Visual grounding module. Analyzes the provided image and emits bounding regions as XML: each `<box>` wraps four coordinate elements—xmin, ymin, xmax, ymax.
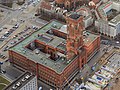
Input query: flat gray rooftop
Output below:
<box><xmin>10</xmin><ymin>21</ymin><xmax>99</xmax><ymax>74</ymax></box>
<box><xmin>109</xmin><ymin>14</ymin><xmax>120</xmax><ymax>25</ymax></box>
<box><xmin>4</xmin><ymin>72</ymin><xmax>36</xmax><ymax>90</ymax></box>
<box><xmin>10</xmin><ymin>21</ymin><xmax>77</xmax><ymax>74</ymax></box>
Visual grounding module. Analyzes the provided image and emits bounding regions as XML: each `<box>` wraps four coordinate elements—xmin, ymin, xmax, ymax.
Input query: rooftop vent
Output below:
<box><xmin>35</xmin><ymin>49</ymin><xmax>40</xmax><ymax>54</ymax></box>
<box><xmin>52</xmin><ymin>24</ymin><xmax>57</xmax><ymax>28</ymax></box>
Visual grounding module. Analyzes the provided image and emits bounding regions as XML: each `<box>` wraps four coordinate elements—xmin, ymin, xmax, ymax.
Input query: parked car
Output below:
<box><xmin>2</xmin><ymin>69</ymin><xmax>6</xmax><ymax>73</ymax></box>
<box><xmin>0</xmin><ymin>28</ymin><xmax>3</xmax><ymax>32</ymax></box>
<box><xmin>39</xmin><ymin>87</ymin><xmax>42</xmax><ymax>90</ymax></box>
<box><xmin>3</xmin><ymin>46</ymin><xmax>9</xmax><ymax>51</ymax></box>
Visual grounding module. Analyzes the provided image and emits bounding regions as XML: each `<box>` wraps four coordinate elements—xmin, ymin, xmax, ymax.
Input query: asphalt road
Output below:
<box><xmin>3</xmin><ymin>65</ymin><xmax>23</xmax><ymax>81</ymax></box>
<box><xmin>38</xmin><ymin>80</ymin><xmax>54</xmax><ymax>90</ymax></box>
<box><xmin>0</xmin><ymin>5</ymin><xmax>23</xmax><ymax>28</ymax></box>
<box><xmin>1</xmin><ymin>61</ymin><xmax>24</xmax><ymax>82</ymax></box>
<box><xmin>80</xmin><ymin>44</ymin><xmax>106</xmax><ymax>77</ymax></box>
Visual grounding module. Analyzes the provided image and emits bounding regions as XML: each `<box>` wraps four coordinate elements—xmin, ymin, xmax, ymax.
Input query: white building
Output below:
<box><xmin>4</xmin><ymin>72</ymin><xmax>38</xmax><ymax>90</ymax></box>
<box><xmin>83</xmin><ymin>15</ymin><xmax>94</xmax><ymax>29</ymax></box>
<box><xmin>20</xmin><ymin>75</ymin><xmax>37</xmax><ymax>90</ymax></box>
<box><xmin>95</xmin><ymin>20</ymin><xmax>109</xmax><ymax>35</ymax></box>
<box><xmin>77</xmin><ymin>6</ymin><xmax>94</xmax><ymax>28</ymax></box>
<box><xmin>97</xmin><ymin>1</ymin><xmax>113</xmax><ymax>20</ymax></box>
<box><xmin>112</xmin><ymin>0</ymin><xmax>120</xmax><ymax>12</ymax></box>
<box><xmin>95</xmin><ymin>14</ymin><xmax>120</xmax><ymax>38</ymax></box>
<box><xmin>109</xmin><ymin>14</ymin><xmax>120</xmax><ymax>36</ymax></box>
<box><xmin>102</xmin><ymin>1</ymin><xmax>112</xmax><ymax>14</ymax></box>
<box><xmin>97</xmin><ymin>0</ymin><xmax>120</xmax><ymax>20</ymax></box>
<box><xmin>95</xmin><ymin>0</ymin><xmax>120</xmax><ymax>38</ymax></box>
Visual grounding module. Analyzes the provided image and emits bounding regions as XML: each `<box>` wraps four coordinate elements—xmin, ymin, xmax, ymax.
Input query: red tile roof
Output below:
<box><xmin>40</xmin><ymin>1</ymin><xmax>51</xmax><ymax>10</ymax></box>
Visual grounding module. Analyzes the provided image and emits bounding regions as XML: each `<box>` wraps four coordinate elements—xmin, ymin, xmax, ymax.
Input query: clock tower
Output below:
<box><xmin>66</xmin><ymin>13</ymin><xmax>84</xmax><ymax>60</ymax></box>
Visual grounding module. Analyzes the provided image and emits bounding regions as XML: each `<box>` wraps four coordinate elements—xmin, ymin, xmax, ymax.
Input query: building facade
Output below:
<box><xmin>112</xmin><ymin>0</ymin><xmax>120</xmax><ymax>12</ymax></box>
<box><xmin>9</xmin><ymin>16</ymin><xmax>100</xmax><ymax>89</ymax></box>
<box><xmin>55</xmin><ymin>0</ymin><xmax>81</xmax><ymax>9</ymax></box>
<box><xmin>95</xmin><ymin>14</ymin><xmax>120</xmax><ymax>38</ymax></box>
<box><xmin>4</xmin><ymin>72</ymin><xmax>37</xmax><ymax>90</ymax></box>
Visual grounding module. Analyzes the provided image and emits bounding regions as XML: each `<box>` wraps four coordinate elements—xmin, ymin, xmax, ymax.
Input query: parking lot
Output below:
<box><xmin>0</xmin><ymin>0</ymin><xmax>52</xmax><ymax>90</ymax></box>
<box><xmin>0</xmin><ymin>25</ymin><xmax>13</xmax><ymax>42</ymax></box>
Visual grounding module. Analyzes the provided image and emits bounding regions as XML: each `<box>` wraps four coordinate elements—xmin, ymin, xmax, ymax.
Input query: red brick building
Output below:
<box><xmin>55</xmin><ymin>0</ymin><xmax>82</xmax><ymax>10</ymax></box>
<box><xmin>9</xmin><ymin>14</ymin><xmax>100</xmax><ymax>89</ymax></box>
